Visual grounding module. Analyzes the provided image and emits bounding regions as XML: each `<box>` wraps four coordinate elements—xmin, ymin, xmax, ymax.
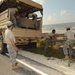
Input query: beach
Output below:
<box><xmin>42</xmin><ymin>22</ymin><xmax>75</xmax><ymax>34</ymax></box>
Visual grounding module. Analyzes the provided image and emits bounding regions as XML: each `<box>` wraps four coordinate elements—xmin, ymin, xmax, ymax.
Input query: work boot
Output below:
<box><xmin>12</xmin><ymin>65</ymin><xmax>19</xmax><ymax>70</ymax></box>
<box><xmin>15</xmin><ymin>62</ymin><xmax>18</xmax><ymax>66</ymax></box>
<box><xmin>63</xmin><ymin>55</ymin><xmax>69</xmax><ymax>60</ymax></box>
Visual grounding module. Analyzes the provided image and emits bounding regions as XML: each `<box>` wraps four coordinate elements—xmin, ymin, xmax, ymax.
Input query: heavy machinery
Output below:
<box><xmin>0</xmin><ymin>0</ymin><xmax>43</xmax><ymax>54</ymax></box>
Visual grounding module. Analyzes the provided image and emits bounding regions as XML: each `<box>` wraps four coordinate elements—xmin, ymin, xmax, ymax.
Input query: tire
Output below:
<box><xmin>28</xmin><ymin>42</ymin><xmax>37</xmax><ymax>48</ymax></box>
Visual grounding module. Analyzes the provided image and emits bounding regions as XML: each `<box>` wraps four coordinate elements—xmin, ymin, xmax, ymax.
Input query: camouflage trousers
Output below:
<box><xmin>7</xmin><ymin>45</ymin><xmax>17</xmax><ymax>67</ymax></box>
<box><xmin>63</xmin><ymin>40</ymin><xmax>75</xmax><ymax>56</ymax></box>
<box><xmin>44</xmin><ymin>38</ymin><xmax>51</xmax><ymax>50</ymax></box>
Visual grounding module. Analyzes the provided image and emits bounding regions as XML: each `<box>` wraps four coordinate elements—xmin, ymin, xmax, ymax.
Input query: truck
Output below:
<box><xmin>0</xmin><ymin>0</ymin><xmax>43</xmax><ymax>54</ymax></box>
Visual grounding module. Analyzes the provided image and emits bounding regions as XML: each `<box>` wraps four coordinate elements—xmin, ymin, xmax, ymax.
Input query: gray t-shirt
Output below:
<box><xmin>46</xmin><ymin>33</ymin><xmax>54</xmax><ymax>39</ymax></box>
<box><xmin>65</xmin><ymin>30</ymin><xmax>75</xmax><ymax>40</ymax></box>
<box><xmin>5</xmin><ymin>29</ymin><xmax>16</xmax><ymax>45</ymax></box>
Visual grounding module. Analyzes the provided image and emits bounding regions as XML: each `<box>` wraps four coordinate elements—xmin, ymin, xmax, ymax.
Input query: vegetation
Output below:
<box><xmin>25</xmin><ymin>47</ymin><xmax>64</xmax><ymax>59</ymax></box>
<box><xmin>18</xmin><ymin>40</ymin><xmax>64</xmax><ymax>59</ymax></box>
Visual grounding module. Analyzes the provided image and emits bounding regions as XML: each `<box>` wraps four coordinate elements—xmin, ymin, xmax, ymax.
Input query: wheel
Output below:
<box><xmin>28</xmin><ymin>42</ymin><xmax>37</xmax><ymax>48</ymax></box>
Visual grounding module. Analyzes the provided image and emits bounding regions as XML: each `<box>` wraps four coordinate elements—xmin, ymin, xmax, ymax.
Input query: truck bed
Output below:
<box><xmin>13</xmin><ymin>27</ymin><xmax>42</xmax><ymax>38</ymax></box>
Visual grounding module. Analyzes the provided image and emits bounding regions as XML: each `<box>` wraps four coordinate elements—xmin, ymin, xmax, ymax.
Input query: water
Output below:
<box><xmin>42</xmin><ymin>22</ymin><xmax>75</xmax><ymax>34</ymax></box>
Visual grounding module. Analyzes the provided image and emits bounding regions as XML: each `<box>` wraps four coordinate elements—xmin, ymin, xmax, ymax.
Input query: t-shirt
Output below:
<box><xmin>65</xmin><ymin>30</ymin><xmax>75</xmax><ymax>40</ymax></box>
<box><xmin>5</xmin><ymin>29</ymin><xmax>16</xmax><ymax>45</ymax></box>
<box><xmin>46</xmin><ymin>33</ymin><xmax>55</xmax><ymax>39</ymax></box>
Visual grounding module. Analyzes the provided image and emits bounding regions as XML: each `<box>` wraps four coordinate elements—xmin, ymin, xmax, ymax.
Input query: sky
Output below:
<box><xmin>0</xmin><ymin>0</ymin><xmax>75</xmax><ymax>25</ymax></box>
<box><xmin>32</xmin><ymin>0</ymin><xmax>75</xmax><ymax>25</ymax></box>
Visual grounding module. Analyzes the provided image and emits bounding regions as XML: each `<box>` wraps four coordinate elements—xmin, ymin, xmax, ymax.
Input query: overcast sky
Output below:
<box><xmin>32</xmin><ymin>0</ymin><xmax>75</xmax><ymax>25</ymax></box>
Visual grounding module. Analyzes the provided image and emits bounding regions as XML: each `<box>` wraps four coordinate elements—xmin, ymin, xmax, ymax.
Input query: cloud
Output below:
<box><xmin>60</xmin><ymin>10</ymin><xmax>69</xmax><ymax>16</ymax></box>
<box><xmin>32</xmin><ymin>0</ymin><xmax>44</xmax><ymax>5</ymax></box>
<box><xmin>43</xmin><ymin>10</ymin><xmax>75</xmax><ymax>25</ymax></box>
<box><xmin>47</xmin><ymin>16</ymin><xmax>52</xmax><ymax>21</ymax></box>
<box><xmin>43</xmin><ymin>15</ymin><xmax>54</xmax><ymax>25</ymax></box>
<box><xmin>43</xmin><ymin>13</ymin><xmax>58</xmax><ymax>25</ymax></box>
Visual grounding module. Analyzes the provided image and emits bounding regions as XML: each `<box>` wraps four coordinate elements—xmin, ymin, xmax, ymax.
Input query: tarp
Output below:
<box><xmin>0</xmin><ymin>0</ymin><xmax>5</xmax><ymax>5</ymax></box>
<box><xmin>0</xmin><ymin>0</ymin><xmax>43</xmax><ymax>15</ymax></box>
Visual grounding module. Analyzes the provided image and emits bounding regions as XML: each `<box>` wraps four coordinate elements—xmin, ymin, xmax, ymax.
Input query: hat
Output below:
<box><xmin>6</xmin><ymin>21</ymin><xmax>13</xmax><ymax>26</ymax></box>
<box><xmin>66</xmin><ymin>27</ymin><xmax>70</xmax><ymax>30</ymax></box>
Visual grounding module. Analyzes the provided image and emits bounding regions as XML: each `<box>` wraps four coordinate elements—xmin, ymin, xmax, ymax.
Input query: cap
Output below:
<box><xmin>66</xmin><ymin>27</ymin><xmax>70</xmax><ymax>30</ymax></box>
<box><xmin>6</xmin><ymin>21</ymin><xmax>13</xmax><ymax>26</ymax></box>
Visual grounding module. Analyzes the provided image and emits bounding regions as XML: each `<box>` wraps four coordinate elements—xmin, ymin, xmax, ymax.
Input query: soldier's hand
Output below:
<box><xmin>15</xmin><ymin>47</ymin><xmax>19</xmax><ymax>52</ymax></box>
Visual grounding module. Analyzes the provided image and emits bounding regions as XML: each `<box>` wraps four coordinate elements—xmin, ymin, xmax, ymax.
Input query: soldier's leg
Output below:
<box><xmin>45</xmin><ymin>39</ymin><xmax>50</xmax><ymax>50</ymax></box>
<box><xmin>68</xmin><ymin>40</ymin><xmax>74</xmax><ymax>58</ymax></box>
<box><xmin>63</xmin><ymin>41</ymin><xmax>69</xmax><ymax>55</ymax></box>
<box><xmin>7</xmin><ymin>45</ymin><xmax>17</xmax><ymax>67</ymax></box>
<box><xmin>63</xmin><ymin>40</ymin><xmax>69</xmax><ymax>60</ymax></box>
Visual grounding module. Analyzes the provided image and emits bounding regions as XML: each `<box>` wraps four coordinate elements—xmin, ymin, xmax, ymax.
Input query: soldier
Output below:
<box><xmin>63</xmin><ymin>27</ymin><xmax>75</xmax><ymax>60</ymax></box>
<box><xmin>32</xmin><ymin>14</ymin><xmax>38</xmax><ymax>29</ymax></box>
<box><xmin>44</xmin><ymin>29</ymin><xmax>56</xmax><ymax>50</ymax></box>
<box><xmin>5</xmin><ymin>21</ymin><xmax>19</xmax><ymax>70</ymax></box>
